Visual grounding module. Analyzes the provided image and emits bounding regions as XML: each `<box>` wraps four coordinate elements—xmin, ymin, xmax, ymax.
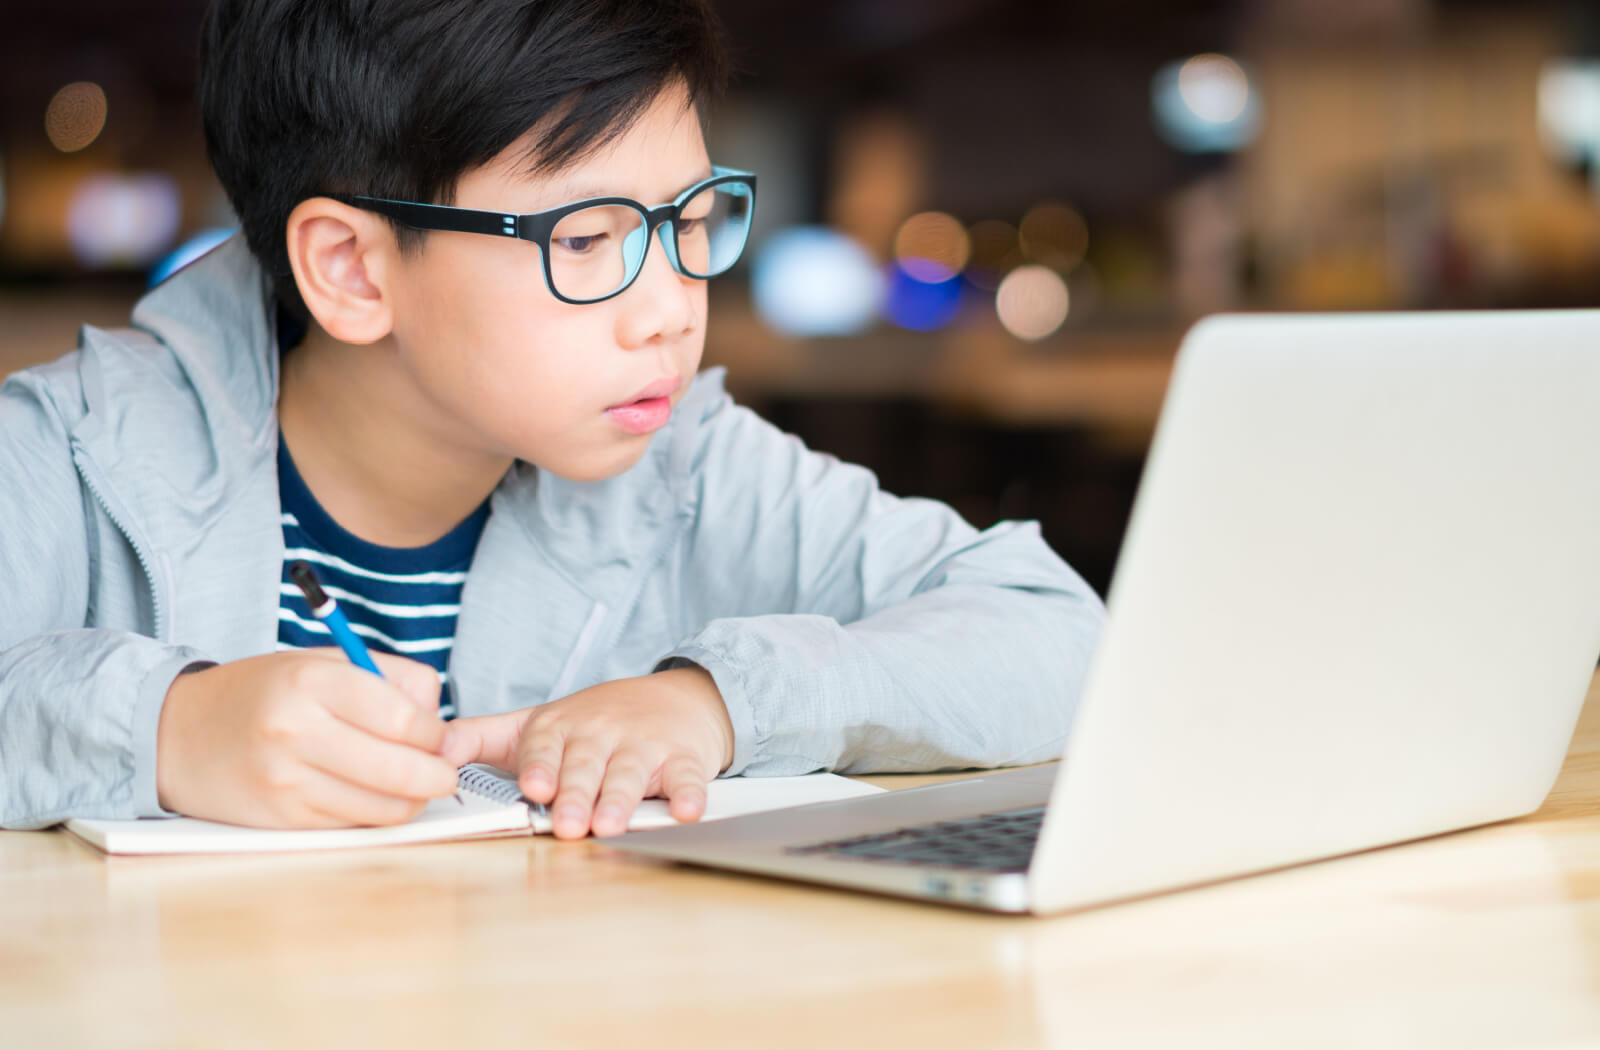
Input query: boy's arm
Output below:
<box><xmin>0</xmin><ymin>369</ymin><xmax>205</xmax><ymax>828</ymax></box>
<box><xmin>660</xmin><ymin>382</ymin><xmax>1108</xmax><ymax>777</ymax></box>
<box><xmin>0</xmin><ymin>632</ymin><xmax>213</xmax><ymax>828</ymax></box>
<box><xmin>0</xmin><ymin>369</ymin><xmax>458</xmax><ymax>831</ymax></box>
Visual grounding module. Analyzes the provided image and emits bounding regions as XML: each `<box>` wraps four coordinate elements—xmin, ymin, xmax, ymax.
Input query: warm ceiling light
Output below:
<box><xmin>45</xmin><ymin>82</ymin><xmax>109</xmax><ymax>153</ymax></box>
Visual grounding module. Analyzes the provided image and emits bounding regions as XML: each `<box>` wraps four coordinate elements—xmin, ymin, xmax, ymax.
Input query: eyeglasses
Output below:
<box><xmin>328</xmin><ymin>166</ymin><xmax>757</xmax><ymax>305</ymax></box>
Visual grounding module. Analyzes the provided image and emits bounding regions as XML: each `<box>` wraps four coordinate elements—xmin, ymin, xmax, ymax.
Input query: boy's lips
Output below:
<box><xmin>605</xmin><ymin>375</ymin><xmax>682</xmax><ymax>435</ymax></box>
<box><xmin>611</xmin><ymin>376</ymin><xmax>682</xmax><ymax>408</ymax></box>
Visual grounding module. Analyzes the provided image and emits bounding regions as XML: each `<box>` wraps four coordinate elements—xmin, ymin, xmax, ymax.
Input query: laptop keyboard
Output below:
<box><xmin>783</xmin><ymin>806</ymin><xmax>1046</xmax><ymax>873</ymax></box>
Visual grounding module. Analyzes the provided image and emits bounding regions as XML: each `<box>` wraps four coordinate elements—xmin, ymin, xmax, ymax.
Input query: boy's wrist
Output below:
<box><xmin>154</xmin><ymin>665</ymin><xmax>204</xmax><ymax>814</ymax></box>
<box><xmin>139</xmin><ymin>654</ymin><xmax>215</xmax><ymax>820</ymax></box>
<box><xmin>653</xmin><ymin>662</ymin><xmax>734</xmax><ymax>773</ymax></box>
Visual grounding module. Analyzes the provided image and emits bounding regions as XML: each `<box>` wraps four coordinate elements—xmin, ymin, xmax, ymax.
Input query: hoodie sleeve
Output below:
<box><xmin>0</xmin><ymin>365</ymin><xmax>205</xmax><ymax>828</ymax></box>
<box><xmin>657</xmin><ymin>378</ymin><xmax>1107</xmax><ymax>777</ymax></box>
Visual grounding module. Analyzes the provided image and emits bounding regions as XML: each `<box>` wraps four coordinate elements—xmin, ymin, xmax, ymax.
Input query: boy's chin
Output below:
<box><xmin>535</xmin><ymin>437</ymin><xmax>656</xmax><ymax>483</ymax></box>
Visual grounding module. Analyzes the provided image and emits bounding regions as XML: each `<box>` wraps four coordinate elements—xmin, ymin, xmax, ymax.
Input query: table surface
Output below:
<box><xmin>4</xmin><ymin>672</ymin><xmax>1599</xmax><ymax>1049</ymax></box>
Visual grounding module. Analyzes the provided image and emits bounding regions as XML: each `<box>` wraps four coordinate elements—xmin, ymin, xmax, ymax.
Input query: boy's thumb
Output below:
<box><xmin>440</xmin><ymin>722</ymin><xmax>478</xmax><ymax>767</ymax></box>
<box><xmin>439</xmin><ymin>710</ymin><xmax>525</xmax><ymax>772</ymax></box>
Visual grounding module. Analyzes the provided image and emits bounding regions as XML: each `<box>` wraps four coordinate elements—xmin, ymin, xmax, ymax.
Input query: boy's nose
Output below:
<box><xmin>615</xmin><ymin>224</ymin><xmax>696</xmax><ymax>346</ymax></box>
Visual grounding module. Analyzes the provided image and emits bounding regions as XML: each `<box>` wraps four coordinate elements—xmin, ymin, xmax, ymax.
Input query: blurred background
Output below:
<box><xmin>3</xmin><ymin>0</ymin><xmax>1599</xmax><ymax>592</ymax></box>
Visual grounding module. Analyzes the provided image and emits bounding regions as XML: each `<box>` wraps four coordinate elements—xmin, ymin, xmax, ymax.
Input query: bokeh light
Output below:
<box><xmin>1178</xmin><ymin>54</ymin><xmax>1250</xmax><ymax>124</ymax></box>
<box><xmin>1152</xmin><ymin>53</ymin><xmax>1261</xmax><ymax>152</ymax></box>
<box><xmin>893</xmin><ymin>211</ymin><xmax>970</xmax><ymax>283</ymax></box>
<box><xmin>882</xmin><ymin>261</ymin><xmax>964</xmax><ymax>332</ymax></box>
<box><xmin>1018</xmin><ymin>202</ymin><xmax>1088</xmax><ymax>273</ymax></box>
<box><xmin>45</xmin><ymin>82</ymin><xmax>108</xmax><ymax>153</ymax></box>
<box><xmin>751</xmin><ymin>226</ymin><xmax>882</xmax><ymax>337</ymax></box>
<box><xmin>996</xmin><ymin>264</ymin><xmax>1070</xmax><ymax>341</ymax></box>
<box><xmin>66</xmin><ymin>173</ymin><xmax>182</xmax><ymax>268</ymax></box>
<box><xmin>965</xmin><ymin>219</ymin><xmax>1021</xmax><ymax>290</ymax></box>
<box><xmin>1539</xmin><ymin>60</ymin><xmax>1600</xmax><ymax>172</ymax></box>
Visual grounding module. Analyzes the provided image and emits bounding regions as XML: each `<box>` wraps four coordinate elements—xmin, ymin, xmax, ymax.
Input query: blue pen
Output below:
<box><xmin>289</xmin><ymin>560</ymin><xmax>462</xmax><ymax>804</ymax></box>
<box><xmin>289</xmin><ymin>560</ymin><xmax>380</xmax><ymax>673</ymax></box>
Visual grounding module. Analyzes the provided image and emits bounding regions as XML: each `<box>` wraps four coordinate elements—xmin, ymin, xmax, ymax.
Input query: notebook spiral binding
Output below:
<box><xmin>456</xmin><ymin>764</ymin><xmax>527</xmax><ymax>805</ymax></box>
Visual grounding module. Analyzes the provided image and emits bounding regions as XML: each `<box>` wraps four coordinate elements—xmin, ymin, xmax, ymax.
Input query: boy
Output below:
<box><xmin>0</xmin><ymin>0</ymin><xmax>1104</xmax><ymax>839</ymax></box>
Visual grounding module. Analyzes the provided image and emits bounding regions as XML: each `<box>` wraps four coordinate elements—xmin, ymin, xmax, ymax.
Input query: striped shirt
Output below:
<box><xmin>275</xmin><ymin>438</ymin><xmax>489</xmax><ymax>719</ymax></box>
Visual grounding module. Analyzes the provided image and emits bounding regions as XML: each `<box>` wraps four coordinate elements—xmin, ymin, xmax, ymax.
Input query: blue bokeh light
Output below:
<box><xmin>1151</xmin><ymin>54</ymin><xmax>1261</xmax><ymax>153</ymax></box>
<box><xmin>880</xmin><ymin>262</ymin><xmax>964</xmax><ymax>332</ymax></box>
<box><xmin>751</xmin><ymin>226</ymin><xmax>882</xmax><ymax>337</ymax></box>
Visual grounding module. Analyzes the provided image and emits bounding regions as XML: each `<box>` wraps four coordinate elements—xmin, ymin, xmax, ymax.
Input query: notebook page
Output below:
<box><xmin>63</xmin><ymin>770</ymin><xmax>885</xmax><ymax>854</ymax></box>
<box><xmin>63</xmin><ymin>782</ymin><xmax>531</xmax><ymax>856</ymax></box>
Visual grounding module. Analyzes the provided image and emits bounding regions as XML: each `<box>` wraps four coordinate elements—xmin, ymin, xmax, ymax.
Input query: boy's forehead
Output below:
<box><xmin>537</xmin><ymin>163</ymin><xmax>716</xmax><ymax>206</ymax></box>
<box><xmin>492</xmin><ymin>84</ymin><xmax>712</xmax><ymax>207</ymax></box>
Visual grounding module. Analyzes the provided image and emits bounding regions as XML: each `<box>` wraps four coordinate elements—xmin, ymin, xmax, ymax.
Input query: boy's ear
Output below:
<box><xmin>283</xmin><ymin>198</ymin><xmax>397</xmax><ymax>345</ymax></box>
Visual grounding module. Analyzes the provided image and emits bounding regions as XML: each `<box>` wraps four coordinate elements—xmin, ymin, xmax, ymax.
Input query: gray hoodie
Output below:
<box><xmin>0</xmin><ymin>235</ymin><xmax>1105</xmax><ymax>829</ymax></box>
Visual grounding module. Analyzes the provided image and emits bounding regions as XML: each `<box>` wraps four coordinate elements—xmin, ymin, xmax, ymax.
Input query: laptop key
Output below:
<box><xmin>783</xmin><ymin>806</ymin><xmax>1045</xmax><ymax>873</ymax></box>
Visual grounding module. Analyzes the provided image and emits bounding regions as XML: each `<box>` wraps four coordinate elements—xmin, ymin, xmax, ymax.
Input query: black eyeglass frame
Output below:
<box><xmin>325</xmin><ymin>166</ymin><xmax>757</xmax><ymax>306</ymax></box>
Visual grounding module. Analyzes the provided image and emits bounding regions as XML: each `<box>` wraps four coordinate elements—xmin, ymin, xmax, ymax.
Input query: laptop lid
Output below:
<box><xmin>1029</xmin><ymin>310</ymin><xmax>1600</xmax><ymax>913</ymax></box>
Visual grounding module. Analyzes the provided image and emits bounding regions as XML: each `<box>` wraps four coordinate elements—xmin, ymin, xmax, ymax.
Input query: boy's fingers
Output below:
<box><xmin>293</xmin><ymin>645</ymin><xmax>429</xmax><ymax>696</ymax></box>
<box><xmin>660</xmin><ymin>754</ymin><xmax>710</xmax><ymax>823</ymax></box>
<box><xmin>591</xmin><ymin>752</ymin><xmax>654</xmax><ymax>837</ymax></box>
<box><xmin>514</xmin><ymin>722</ymin><xmax>571</xmax><ymax>805</ymax></box>
<box><xmin>297</xmin><ymin>763</ymin><xmax>431</xmax><ymax>828</ymax></box>
<box><xmin>299</xmin><ymin>712</ymin><xmax>459</xmax><ymax>802</ymax></box>
<box><xmin>319</xmin><ymin>670</ymin><xmax>447</xmax><ymax>754</ymax></box>
<box><xmin>441</xmin><ymin>709</ymin><xmax>528</xmax><ymax>770</ymax></box>
<box><xmin>367</xmin><ymin>652</ymin><xmax>444</xmax><ymax>711</ymax></box>
<box><xmin>545</xmin><ymin>740</ymin><xmax>611</xmax><ymax>839</ymax></box>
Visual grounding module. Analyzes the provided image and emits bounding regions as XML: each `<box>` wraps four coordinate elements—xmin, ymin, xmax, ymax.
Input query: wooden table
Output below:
<box><xmin>4</xmin><ymin>673</ymin><xmax>1599</xmax><ymax>1049</ymax></box>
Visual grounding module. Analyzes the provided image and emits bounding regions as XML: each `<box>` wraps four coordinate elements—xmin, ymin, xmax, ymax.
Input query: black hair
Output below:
<box><xmin>198</xmin><ymin>0</ymin><xmax>730</xmax><ymax>321</ymax></box>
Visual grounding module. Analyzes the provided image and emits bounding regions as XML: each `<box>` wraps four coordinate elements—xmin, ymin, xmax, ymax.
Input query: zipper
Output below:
<box><xmin>72</xmin><ymin>447</ymin><xmax>166</xmax><ymax>642</ymax></box>
<box><xmin>547</xmin><ymin>601</ymin><xmax>609</xmax><ymax>700</ymax></box>
<box><xmin>601</xmin><ymin>516</ymin><xmax>687</xmax><ymax>663</ymax></box>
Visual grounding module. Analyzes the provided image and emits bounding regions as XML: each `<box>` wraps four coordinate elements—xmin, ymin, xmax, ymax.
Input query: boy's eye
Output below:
<box><xmin>676</xmin><ymin>218</ymin><xmax>705</xmax><ymax>236</ymax></box>
<box><xmin>554</xmin><ymin>233</ymin><xmax>607</xmax><ymax>253</ymax></box>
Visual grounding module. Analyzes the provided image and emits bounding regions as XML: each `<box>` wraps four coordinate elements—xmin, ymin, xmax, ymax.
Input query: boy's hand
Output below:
<box><xmin>441</xmin><ymin>667</ymin><xmax>735</xmax><ymax>840</ymax></box>
<box><xmin>156</xmin><ymin>650</ymin><xmax>459</xmax><ymax>828</ymax></box>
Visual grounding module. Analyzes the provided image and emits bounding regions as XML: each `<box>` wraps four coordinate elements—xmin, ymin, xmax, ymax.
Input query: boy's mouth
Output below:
<box><xmin>614</xmin><ymin>376</ymin><xmax>682</xmax><ymax>406</ymax></box>
<box><xmin>606</xmin><ymin>376</ymin><xmax>682</xmax><ymax>435</ymax></box>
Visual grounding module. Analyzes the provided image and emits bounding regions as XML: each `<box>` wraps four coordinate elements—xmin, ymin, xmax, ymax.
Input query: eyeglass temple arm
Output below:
<box><xmin>326</xmin><ymin>194</ymin><xmax>526</xmax><ymax>239</ymax></box>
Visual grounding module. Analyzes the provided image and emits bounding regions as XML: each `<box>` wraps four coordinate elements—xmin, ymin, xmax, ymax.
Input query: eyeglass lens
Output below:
<box><xmin>546</xmin><ymin>181</ymin><xmax>753</xmax><ymax>302</ymax></box>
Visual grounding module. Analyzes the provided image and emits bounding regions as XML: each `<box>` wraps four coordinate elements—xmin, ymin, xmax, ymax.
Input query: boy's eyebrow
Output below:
<box><xmin>546</xmin><ymin>166</ymin><xmax>716</xmax><ymax>207</ymax></box>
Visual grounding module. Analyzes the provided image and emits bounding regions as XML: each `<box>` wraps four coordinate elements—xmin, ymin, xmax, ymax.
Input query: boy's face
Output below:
<box><xmin>384</xmin><ymin>83</ymin><xmax>712</xmax><ymax>482</ymax></box>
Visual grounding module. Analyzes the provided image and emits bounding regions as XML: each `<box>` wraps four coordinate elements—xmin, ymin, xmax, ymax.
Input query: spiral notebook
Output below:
<box><xmin>63</xmin><ymin>765</ymin><xmax>884</xmax><ymax>856</ymax></box>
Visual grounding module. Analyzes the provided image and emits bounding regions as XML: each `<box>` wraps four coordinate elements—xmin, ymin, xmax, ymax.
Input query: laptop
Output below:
<box><xmin>609</xmin><ymin>311</ymin><xmax>1600</xmax><ymax>914</ymax></box>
